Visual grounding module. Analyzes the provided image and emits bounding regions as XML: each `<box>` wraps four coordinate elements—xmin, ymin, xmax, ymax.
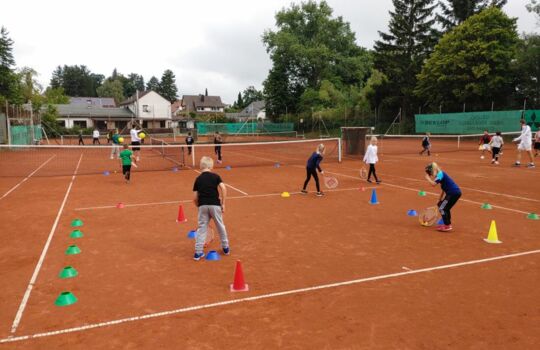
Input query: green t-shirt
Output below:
<box><xmin>119</xmin><ymin>149</ymin><xmax>133</xmax><ymax>166</ymax></box>
<box><xmin>112</xmin><ymin>134</ymin><xmax>120</xmax><ymax>144</ymax></box>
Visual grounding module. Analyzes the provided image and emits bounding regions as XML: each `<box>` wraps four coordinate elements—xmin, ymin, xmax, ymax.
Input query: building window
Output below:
<box><xmin>142</xmin><ymin>121</ymin><xmax>148</xmax><ymax>129</ymax></box>
<box><xmin>57</xmin><ymin>120</ymin><xmax>66</xmax><ymax>127</ymax></box>
<box><xmin>160</xmin><ymin>120</ymin><xmax>166</xmax><ymax>128</ymax></box>
<box><xmin>73</xmin><ymin>120</ymin><xmax>87</xmax><ymax>128</ymax></box>
<box><xmin>143</xmin><ymin>105</ymin><xmax>150</xmax><ymax>113</ymax></box>
<box><xmin>197</xmin><ymin>107</ymin><xmax>204</xmax><ymax>111</ymax></box>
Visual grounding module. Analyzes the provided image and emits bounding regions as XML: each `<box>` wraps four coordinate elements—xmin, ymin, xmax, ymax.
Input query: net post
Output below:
<box><xmin>192</xmin><ymin>144</ymin><xmax>196</xmax><ymax>167</ymax></box>
<box><xmin>457</xmin><ymin>136</ymin><xmax>460</xmax><ymax>149</ymax></box>
<box><xmin>338</xmin><ymin>137</ymin><xmax>342</xmax><ymax>163</ymax></box>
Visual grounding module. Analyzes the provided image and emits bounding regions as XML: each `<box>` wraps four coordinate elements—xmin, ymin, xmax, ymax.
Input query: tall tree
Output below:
<box><xmin>242</xmin><ymin>86</ymin><xmax>264</xmax><ymax>107</ymax></box>
<box><xmin>374</xmin><ymin>0</ymin><xmax>439</xmax><ymax>120</ymax></box>
<box><xmin>158</xmin><ymin>69</ymin><xmax>178</xmax><ymax>102</ymax></box>
<box><xmin>97</xmin><ymin>79</ymin><xmax>125</xmax><ymax>104</ymax></box>
<box><xmin>146</xmin><ymin>76</ymin><xmax>160</xmax><ymax>91</ymax></box>
<box><xmin>527</xmin><ymin>0</ymin><xmax>540</xmax><ymax>22</ymax></box>
<box><xmin>416</xmin><ymin>7</ymin><xmax>519</xmax><ymax>111</ymax></box>
<box><xmin>438</xmin><ymin>0</ymin><xmax>508</xmax><ymax>30</ymax></box>
<box><xmin>513</xmin><ymin>34</ymin><xmax>540</xmax><ymax>108</ymax></box>
<box><xmin>262</xmin><ymin>0</ymin><xmax>371</xmax><ymax>117</ymax></box>
<box><xmin>49</xmin><ymin>65</ymin><xmax>103</xmax><ymax>97</ymax></box>
<box><xmin>0</xmin><ymin>26</ymin><xmax>20</xmax><ymax>104</ymax></box>
<box><xmin>17</xmin><ymin>67</ymin><xmax>42</xmax><ymax>103</ymax></box>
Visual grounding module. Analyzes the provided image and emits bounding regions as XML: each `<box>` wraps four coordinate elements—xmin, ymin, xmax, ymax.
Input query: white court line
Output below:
<box><xmin>335</xmin><ymin>165</ymin><xmax>540</xmax><ymax>203</ymax></box>
<box><xmin>192</xmin><ymin>169</ymin><xmax>249</xmax><ymax>196</ymax></box>
<box><xmin>0</xmin><ymin>155</ymin><xmax>56</xmax><ymax>200</ymax></box>
<box><xmin>1</xmin><ymin>249</ymin><xmax>539</xmax><ymax>344</ymax></box>
<box><xmin>74</xmin><ymin>187</ymin><xmax>373</xmax><ymax>211</ymax></box>
<box><xmin>322</xmin><ymin>168</ymin><xmax>532</xmax><ymax>215</ymax></box>
<box><xmin>9</xmin><ymin>154</ymin><xmax>83</xmax><ymax>335</ymax></box>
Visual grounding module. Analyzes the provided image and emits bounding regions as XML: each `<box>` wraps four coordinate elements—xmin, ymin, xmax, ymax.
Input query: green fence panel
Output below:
<box><xmin>196</xmin><ymin>123</ymin><xmax>294</xmax><ymax>134</ymax></box>
<box><xmin>415</xmin><ymin>110</ymin><xmax>523</xmax><ymax>134</ymax></box>
<box><xmin>524</xmin><ymin>110</ymin><xmax>540</xmax><ymax>132</ymax></box>
<box><xmin>10</xmin><ymin>125</ymin><xmax>42</xmax><ymax>145</ymax></box>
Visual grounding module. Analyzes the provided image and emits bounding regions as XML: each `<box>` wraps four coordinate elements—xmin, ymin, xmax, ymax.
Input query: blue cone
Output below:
<box><xmin>369</xmin><ymin>189</ymin><xmax>379</xmax><ymax>205</ymax></box>
<box><xmin>407</xmin><ymin>209</ymin><xmax>418</xmax><ymax>217</ymax></box>
<box><xmin>437</xmin><ymin>218</ymin><xmax>444</xmax><ymax>225</ymax></box>
<box><xmin>225</xmin><ymin>166</ymin><xmax>231</xmax><ymax>170</ymax></box>
<box><xmin>187</xmin><ymin>230</ymin><xmax>196</xmax><ymax>239</ymax></box>
<box><xmin>206</xmin><ymin>250</ymin><xmax>220</xmax><ymax>261</ymax></box>
<box><xmin>274</xmin><ymin>163</ymin><xmax>280</xmax><ymax>168</ymax></box>
<box><xmin>103</xmin><ymin>171</ymin><xmax>110</xmax><ymax>176</ymax></box>
<box><xmin>172</xmin><ymin>167</ymin><xmax>178</xmax><ymax>172</ymax></box>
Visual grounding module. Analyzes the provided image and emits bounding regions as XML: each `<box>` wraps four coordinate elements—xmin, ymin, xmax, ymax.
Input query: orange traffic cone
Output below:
<box><xmin>176</xmin><ymin>205</ymin><xmax>187</xmax><ymax>223</ymax></box>
<box><xmin>230</xmin><ymin>260</ymin><xmax>249</xmax><ymax>292</ymax></box>
<box><xmin>116</xmin><ymin>202</ymin><xmax>125</xmax><ymax>209</ymax></box>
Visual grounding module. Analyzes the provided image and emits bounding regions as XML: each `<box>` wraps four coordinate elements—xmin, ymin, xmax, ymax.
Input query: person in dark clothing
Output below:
<box><xmin>214</xmin><ymin>131</ymin><xmax>223</xmax><ymax>163</ymax></box>
<box><xmin>186</xmin><ymin>132</ymin><xmax>194</xmax><ymax>155</ymax></box>
<box><xmin>301</xmin><ymin>144</ymin><xmax>325</xmax><ymax>197</ymax></box>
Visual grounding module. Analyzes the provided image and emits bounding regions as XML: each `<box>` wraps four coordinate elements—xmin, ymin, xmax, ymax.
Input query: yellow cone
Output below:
<box><xmin>483</xmin><ymin>220</ymin><xmax>502</xmax><ymax>244</ymax></box>
<box><xmin>281</xmin><ymin>192</ymin><xmax>290</xmax><ymax>198</ymax></box>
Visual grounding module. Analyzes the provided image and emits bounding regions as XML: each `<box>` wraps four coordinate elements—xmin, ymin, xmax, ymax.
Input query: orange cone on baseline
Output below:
<box><xmin>176</xmin><ymin>204</ymin><xmax>187</xmax><ymax>223</ymax></box>
<box><xmin>116</xmin><ymin>202</ymin><xmax>125</xmax><ymax>209</ymax></box>
<box><xmin>230</xmin><ymin>260</ymin><xmax>249</xmax><ymax>292</ymax></box>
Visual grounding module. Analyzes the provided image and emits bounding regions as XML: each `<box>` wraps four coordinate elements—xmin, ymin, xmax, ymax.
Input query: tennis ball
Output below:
<box><xmin>118</xmin><ymin>137</ymin><xmax>124</xmax><ymax>143</ymax></box>
<box><xmin>138</xmin><ymin>132</ymin><xmax>146</xmax><ymax>139</ymax></box>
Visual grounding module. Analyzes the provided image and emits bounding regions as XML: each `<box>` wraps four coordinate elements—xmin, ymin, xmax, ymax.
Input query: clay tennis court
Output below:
<box><xmin>0</xmin><ymin>137</ymin><xmax>539</xmax><ymax>349</ymax></box>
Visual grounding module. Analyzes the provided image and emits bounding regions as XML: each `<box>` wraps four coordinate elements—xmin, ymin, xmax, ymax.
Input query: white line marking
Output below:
<box><xmin>1</xmin><ymin>249</ymin><xmax>539</xmax><ymax>344</ymax></box>
<box><xmin>9</xmin><ymin>154</ymin><xmax>83</xmax><ymax>335</ymax></box>
<box><xmin>74</xmin><ymin>187</ymin><xmax>374</xmax><ymax>211</ymax></box>
<box><xmin>402</xmin><ymin>266</ymin><xmax>412</xmax><ymax>271</ymax></box>
<box><xmin>0</xmin><ymin>155</ymin><xmax>56</xmax><ymax>200</ymax></box>
<box><xmin>323</xmin><ymin>167</ymin><xmax>533</xmax><ymax>215</ymax></box>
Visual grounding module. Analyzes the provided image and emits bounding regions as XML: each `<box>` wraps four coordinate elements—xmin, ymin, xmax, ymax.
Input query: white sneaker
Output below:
<box><xmin>480</xmin><ymin>155</ymin><xmax>485</xmax><ymax>159</ymax></box>
<box><xmin>495</xmin><ymin>161</ymin><xmax>499</xmax><ymax>165</ymax></box>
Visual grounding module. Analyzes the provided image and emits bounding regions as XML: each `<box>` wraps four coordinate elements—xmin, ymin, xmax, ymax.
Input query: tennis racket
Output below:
<box><xmin>360</xmin><ymin>166</ymin><xmax>368</xmax><ymax>179</ymax></box>
<box><xmin>323</xmin><ymin>176</ymin><xmax>339</xmax><ymax>189</ymax></box>
<box><xmin>419</xmin><ymin>206</ymin><xmax>440</xmax><ymax>227</ymax></box>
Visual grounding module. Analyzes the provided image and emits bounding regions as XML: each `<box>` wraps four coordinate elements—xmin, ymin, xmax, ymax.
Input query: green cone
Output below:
<box><xmin>54</xmin><ymin>291</ymin><xmax>77</xmax><ymax>306</ymax></box>
<box><xmin>59</xmin><ymin>266</ymin><xmax>78</xmax><ymax>279</ymax></box>
<box><xmin>71</xmin><ymin>219</ymin><xmax>83</xmax><ymax>227</ymax></box>
<box><xmin>70</xmin><ymin>229</ymin><xmax>83</xmax><ymax>238</ymax></box>
<box><xmin>418</xmin><ymin>191</ymin><xmax>426</xmax><ymax>197</ymax></box>
<box><xmin>527</xmin><ymin>213</ymin><xmax>539</xmax><ymax>220</ymax></box>
<box><xmin>481</xmin><ymin>203</ymin><xmax>492</xmax><ymax>210</ymax></box>
<box><xmin>65</xmin><ymin>245</ymin><xmax>81</xmax><ymax>255</ymax></box>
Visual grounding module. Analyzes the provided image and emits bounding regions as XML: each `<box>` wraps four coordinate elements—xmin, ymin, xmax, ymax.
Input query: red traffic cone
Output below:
<box><xmin>116</xmin><ymin>202</ymin><xmax>125</xmax><ymax>209</ymax></box>
<box><xmin>176</xmin><ymin>204</ymin><xmax>187</xmax><ymax>223</ymax></box>
<box><xmin>230</xmin><ymin>260</ymin><xmax>249</xmax><ymax>292</ymax></box>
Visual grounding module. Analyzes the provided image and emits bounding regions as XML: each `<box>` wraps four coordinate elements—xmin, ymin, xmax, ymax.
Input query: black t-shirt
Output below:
<box><xmin>186</xmin><ymin>136</ymin><xmax>194</xmax><ymax>145</ymax></box>
<box><xmin>193</xmin><ymin>172</ymin><xmax>222</xmax><ymax>206</ymax></box>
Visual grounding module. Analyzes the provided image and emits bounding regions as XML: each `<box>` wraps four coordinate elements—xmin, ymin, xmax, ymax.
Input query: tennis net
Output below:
<box><xmin>0</xmin><ymin>138</ymin><xmax>340</xmax><ymax>177</ymax></box>
<box><xmin>368</xmin><ymin>132</ymin><xmax>521</xmax><ymax>156</ymax></box>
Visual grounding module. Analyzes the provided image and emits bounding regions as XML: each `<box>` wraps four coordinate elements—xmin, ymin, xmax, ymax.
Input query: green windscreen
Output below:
<box><xmin>415</xmin><ymin>110</ymin><xmax>524</xmax><ymax>134</ymax></box>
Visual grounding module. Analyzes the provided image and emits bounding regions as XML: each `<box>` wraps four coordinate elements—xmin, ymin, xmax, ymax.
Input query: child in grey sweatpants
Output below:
<box><xmin>192</xmin><ymin>156</ymin><xmax>230</xmax><ymax>261</ymax></box>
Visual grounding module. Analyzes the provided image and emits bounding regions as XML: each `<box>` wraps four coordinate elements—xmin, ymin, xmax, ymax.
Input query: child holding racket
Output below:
<box><xmin>489</xmin><ymin>131</ymin><xmax>503</xmax><ymax>165</ymax></box>
<box><xmin>119</xmin><ymin>144</ymin><xmax>136</xmax><ymax>183</ymax></box>
<box><xmin>513</xmin><ymin>119</ymin><xmax>535</xmax><ymax>168</ymax></box>
<box><xmin>192</xmin><ymin>156</ymin><xmax>230</xmax><ymax>261</ymax></box>
<box><xmin>479</xmin><ymin>130</ymin><xmax>491</xmax><ymax>159</ymax></box>
<box><xmin>214</xmin><ymin>131</ymin><xmax>223</xmax><ymax>164</ymax></box>
<box><xmin>424</xmin><ymin>162</ymin><xmax>461</xmax><ymax>232</ymax></box>
<box><xmin>419</xmin><ymin>132</ymin><xmax>431</xmax><ymax>156</ymax></box>
<box><xmin>363</xmin><ymin>136</ymin><xmax>381</xmax><ymax>184</ymax></box>
<box><xmin>301</xmin><ymin>144</ymin><xmax>325</xmax><ymax>197</ymax></box>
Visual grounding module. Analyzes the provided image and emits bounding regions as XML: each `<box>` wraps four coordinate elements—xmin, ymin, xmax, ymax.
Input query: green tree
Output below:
<box><xmin>513</xmin><ymin>34</ymin><xmax>540</xmax><ymax>108</ymax></box>
<box><xmin>49</xmin><ymin>65</ymin><xmax>103</xmax><ymax>97</ymax></box>
<box><xmin>374</xmin><ymin>0</ymin><xmax>439</xmax><ymax>120</ymax></box>
<box><xmin>44</xmin><ymin>87</ymin><xmax>69</xmax><ymax>104</ymax></box>
<box><xmin>146</xmin><ymin>76</ymin><xmax>160</xmax><ymax>91</ymax></box>
<box><xmin>97</xmin><ymin>79</ymin><xmax>125</xmax><ymax>104</ymax></box>
<box><xmin>233</xmin><ymin>91</ymin><xmax>244</xmax><ymax>109</ymax></box>
<box><xmin>416</xmin><ymin>7</ymin><xmax>519</xmax><ymax>111</ymax></box>
<box><xmin>0</xmin><ymin>26</ymin><xmax>21</xmax><ymax>104</ymax></box>
<box><xmin>241</xmin><ymin>86</ymin><xmax>264</xmax><ymax>107</ymax></box>
<box><xmin>262</xmin><ymin>0</ymin><xmax>372</xmax><ymax>117</ymax></box>
<box><xmin>157</xmin><ymin>69</ymin><xmax>178</xmax><ymax>102</ymax></box>
<box><xmin>17</xmin><ymin>67</ymin><xmax>42</xmax><ymax>103</ymax></box>
<box><xmin>438</xmin><ymin>0</ymin><xmax>507</xmax><ymax>30</ymax></box>
<box><xmin>527</xmin><ymin>0</ymin><xmax>540</xmax><ymax>22</ymax></box>
<box><xmin>124</xmin><ymin>73</ymin><xmax>144</xmax><ymax>97</ymax></box>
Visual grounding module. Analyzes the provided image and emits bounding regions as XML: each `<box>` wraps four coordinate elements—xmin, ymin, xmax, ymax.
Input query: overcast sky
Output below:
<box><xmin>1</xmin><ymin>0</ymin><xmax>537</xmax><ymax>104</ymax></box>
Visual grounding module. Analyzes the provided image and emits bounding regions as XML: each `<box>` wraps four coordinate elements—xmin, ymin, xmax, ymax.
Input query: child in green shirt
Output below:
<box><xmin>119</xmin><ymin>144</ymin><xmax>136</xmax><ymax>183</ymax></box>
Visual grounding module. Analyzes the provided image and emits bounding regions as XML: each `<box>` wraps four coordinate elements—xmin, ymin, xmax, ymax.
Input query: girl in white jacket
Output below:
<box><xmin>363</xmin><ymin>136</ymin><xmax>381</xmax><ymax>184</ymax></box>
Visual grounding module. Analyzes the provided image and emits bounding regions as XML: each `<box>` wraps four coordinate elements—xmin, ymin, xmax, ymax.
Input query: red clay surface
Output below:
<box><xmin>0</xmin><ymin>141</ymin><xmax>539</xmax><ymax>349</ymax></box>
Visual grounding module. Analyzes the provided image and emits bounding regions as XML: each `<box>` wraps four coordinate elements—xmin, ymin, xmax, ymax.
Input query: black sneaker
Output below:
<box><xmin>528</xmin><ymin>163</ymin><xmax>536</xmax><ymax>168</ymax></box>
<box><xmin>513</xmin><ymin>162</ymin><xmax>521</xmax><ymax>167</ymax></box>
<box><xmin>316</xmin><ymin>192</ymin><xmax>324</xmax><ymax>197</ymax></box>
<box><xmin>376</xmin><ymin>180</ymin><xmax>382</xmax><ymax>184</ymax></box>
<box><xmin>223</xmin><ymin>247</ymin><xmax>230</xmax><ymax>255</ymax></box>
<box><xmin>300</xmin><ymin>190</ymin><xmax>308</xmax><ymax>194</ymax></box>
<box><xmin>367</xmin><ymin>179</ymin><xmax>372</xmax><ymax>183</ymax></box>
<box><xmin>193</xmin><ymin>252</ymin><xmax>205</xmax><ymax>261</ymax></box>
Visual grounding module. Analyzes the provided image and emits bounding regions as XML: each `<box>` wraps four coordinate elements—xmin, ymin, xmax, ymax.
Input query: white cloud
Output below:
<box><xmin>1</xmin><ymin>0</ymin><xmax>537</xmax><ymax>104</ymax></box>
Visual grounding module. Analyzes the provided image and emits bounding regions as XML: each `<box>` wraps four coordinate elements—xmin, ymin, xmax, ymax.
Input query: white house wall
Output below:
<box><xmin>136</xmin><ymin>92</ymin><xmax>172</xmax><ymax>120</ymax></box>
